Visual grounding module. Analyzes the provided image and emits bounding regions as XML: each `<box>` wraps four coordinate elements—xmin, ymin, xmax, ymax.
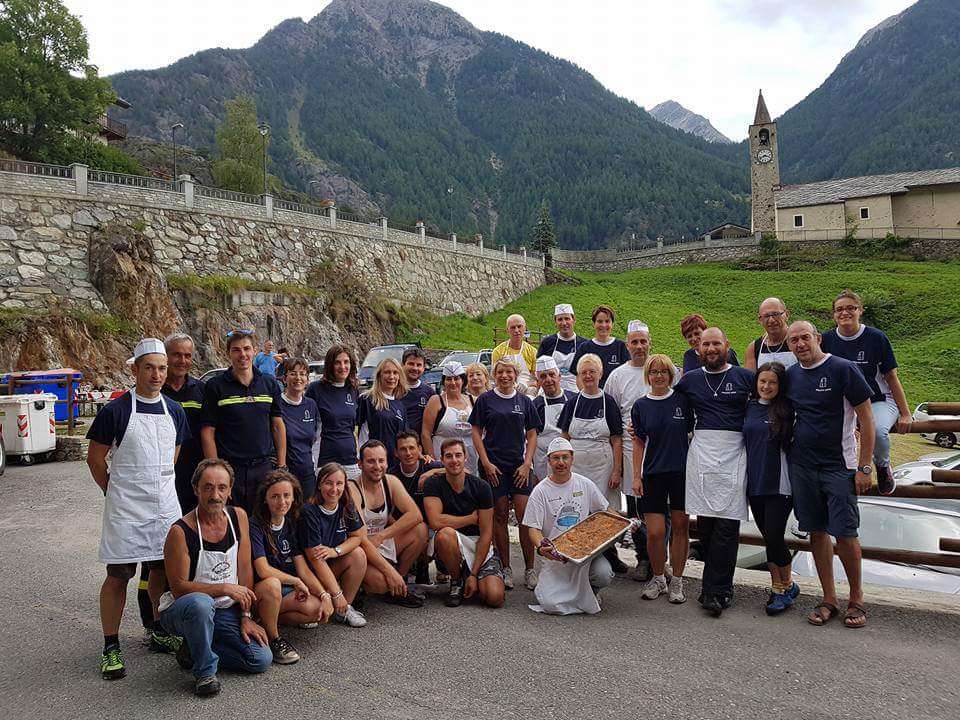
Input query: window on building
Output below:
<box><xmin>859</xmin><ymin>207</ymin><xmax>870</xmax><ymax>220</ymax></box>
<box><xmin>759</xmin><ymin>129</ymin><xmax>770</xmax><ymax>146</ymax></box>
<box><xmin>793</xmin><ymin>214</ymin><xmax>804</xmax><ymax>228</ymax></box>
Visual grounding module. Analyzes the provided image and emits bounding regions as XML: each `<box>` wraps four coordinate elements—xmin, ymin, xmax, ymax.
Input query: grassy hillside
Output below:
<box><xmin>400</xmin><ymin>254</ymin><xmax>960</xmax><ymax>404</ymax></box>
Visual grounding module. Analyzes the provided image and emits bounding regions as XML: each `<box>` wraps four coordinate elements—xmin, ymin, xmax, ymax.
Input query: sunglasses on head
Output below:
<box><xmin>226</xmin><ymin>329</ymin><xmax>255</xmax><ymax>338</ymax></box>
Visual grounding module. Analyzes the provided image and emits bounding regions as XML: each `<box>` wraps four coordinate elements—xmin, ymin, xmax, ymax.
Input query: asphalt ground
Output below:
<box><xmin>1</xmin><ymin>460</ymin><xmax>958</xmax><ymax>720</ymax></box>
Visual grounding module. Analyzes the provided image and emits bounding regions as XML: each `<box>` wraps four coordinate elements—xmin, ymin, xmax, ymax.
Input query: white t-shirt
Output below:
<box><xmin>522</xmin><ymin>472</ymin><xmax>608</xmax><ymax>540</ymax></box>
<box><xmin>604</xmin><ymin>362</ymin><xmax>679</xmax><ymax>432</ymax></box>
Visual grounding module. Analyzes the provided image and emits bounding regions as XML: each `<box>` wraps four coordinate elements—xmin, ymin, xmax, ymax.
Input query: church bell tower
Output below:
<box><xmin>749</xmin><ymin>90</ymin><xmax>780</xmax><ymax>234</ymax></box>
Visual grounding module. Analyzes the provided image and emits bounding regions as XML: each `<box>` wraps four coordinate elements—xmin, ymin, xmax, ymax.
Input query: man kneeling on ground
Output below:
<box><xmin>160</xmin><ymin>459</ymin><xmax>272</xmax><ymax>696</ymax></box>
<box><xmin>423</xmin><ymin>439</ymin><xmax>505</xmax><ymax>608</ymax></box>
<box><xmin>523</xmin><ymin>438</ymin><xmax>614</xmax><ymax>615</ymax></box>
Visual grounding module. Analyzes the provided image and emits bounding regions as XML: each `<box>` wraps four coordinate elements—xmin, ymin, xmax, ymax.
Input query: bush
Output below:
<box><xmin>759</xmin><ymin>233</ymin><xmax>779</xmax><ymax>255</ymax></box>
<box><xmin>34</xmin><ymin>135</ymin><xmax>143</xmax><ymax>174</ymax></box>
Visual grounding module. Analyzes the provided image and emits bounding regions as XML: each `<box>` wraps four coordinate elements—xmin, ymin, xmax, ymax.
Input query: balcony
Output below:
<box><xmin>97</xmin><ymin>114</ymin><xmax>127</xmax><ymax>140</ymax></box>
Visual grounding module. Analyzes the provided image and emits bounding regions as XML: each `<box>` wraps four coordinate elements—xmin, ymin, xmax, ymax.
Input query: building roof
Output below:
<box><xmin>775</xmin><ymin>167</ymin><xmax>960</xmax><ymax>209</ymax></box>
<box><xmin>753</xmin><ymin>90</ymin><xmax>771</xmax><ymax>126</ymax></box>
<box><xmin>705</xmin><ymin>222</ymin><xmax>750</xmax><ymax>236</ymax></box>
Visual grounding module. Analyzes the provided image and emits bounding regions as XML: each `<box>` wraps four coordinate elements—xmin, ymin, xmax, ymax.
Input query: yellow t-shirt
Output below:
<box><xmin>492</xmin><ymin>341</ymin><xmax>538</xmax><ymax>376</ymax></box>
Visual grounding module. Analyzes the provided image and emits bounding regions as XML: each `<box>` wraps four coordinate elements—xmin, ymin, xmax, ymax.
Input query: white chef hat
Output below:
<box><xmin>442</xmin><ymin>361</ymin><xmax>465</xmax><ymax>377</ymax></box>
<box><xmin>126</xmin><ymin>337</ymin><xmax>167</xmax><ymax>365</ymax></box>
<box><xmin>554</xmin><ymin>303</ymin><xmax>574</xmax><ymax>316</ymax></box>
<box><xmin>627</xmin><ymin>320</ymin><xmax>650</xmax><ymax>334</ymax></box>
<box><xmin>535</xmin><ymin>356</ymin><xmax>559</xmax><ymax>372</ymax></box>
<box><xmin>547</xmin><ymin>437</ymin><xmax>574</xmax><ymax>455</ymax></box>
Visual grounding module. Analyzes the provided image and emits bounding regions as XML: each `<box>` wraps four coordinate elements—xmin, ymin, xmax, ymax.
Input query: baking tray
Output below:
<box><xmin>550</xmin><ymin>510</ymin><xmax>631</xmax><ymax>565</ymax></box>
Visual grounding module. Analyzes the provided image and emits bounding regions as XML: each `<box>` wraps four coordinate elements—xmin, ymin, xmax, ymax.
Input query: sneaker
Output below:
<box><xmin>765</xmin><ymin>592</ymin><xmax>792</xmax><ymax>616</ymax></box>
<box><xmin>632</xmin><ymin>560</ymin><xmax>651</xmax><ymax>583</ymax></box>
<box><xmin>194</xmin><ymin>675</ymin><xmax>221</xmax><ymax>697</ymax></box>
<box><xmin>149</xmin><ymin>631</ymin><xmax>183</xmax><ymax>654</ymax></box>
<box><xmin>176</xmin><ymin>639</ymin><xmax>193</xmax><ymax>670</ymax></box>
<box><xmin>668</xmin><ymin>576</ymin><xmax>686</xmax><ymax>604</ymax></box>
<box><xmin>524</xmin><ymin>567</ymin><xmax>538</xmax><ymax>590</ymax></box>
<box><xmin>386</xmin><ymin>591</ymin><xmax>424</xmax><ymax>608</ymax></box>
<box><xmin>333</xmin><ymin>605</ymin><xmax>367</xmax><ymax>628</ymax></box>
<box><xmin>100</xmin><ymin>647</ymin><xmax>126</xmax><ymax>680</ymax></box>
<box><xmin>503</xmin><ymin>566</ymin><xmax>515</xmax><ymax>590</ymax></box>
<box><xmin>445</xmin><ymin>578</ymin><xmax>465</xmax><ymax>607</ymax></box>
<box><xmin>407</xmin><ymin>583</ymin><xmax>427</xmax><ymax>601</ymax></box>
<box><xmin>785</xmin><ymin>581</ymin><xmax>800</xmax><ymax>601</ymax></box>
<box><xmin>297</xmin><ymin>622</ymin><xmax>320</xmax><ymax>629</ymax></box>
<box><xmin>877</xmin><ymin>465</ymin><xmax>897</xmax><ymax>496</ymax></box>
<box><xmin>269</xmin><ymin>636</ymin><xmax>300</xmax><ymax>665</ymax></box>
<box><xmin>435</xmin><ymin>572</ymin><xmax>451</xmax><ymax>586</ymax></box>
<box><xmin>641</xmin><ymin>575</ymin><xmax>668</xmax><ymax>600</ymax></box>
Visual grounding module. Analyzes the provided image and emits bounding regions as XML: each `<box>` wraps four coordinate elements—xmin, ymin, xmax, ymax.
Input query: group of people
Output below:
<box><xmin>86</xmin><ymin>288</ymin><xmax>911</xmax><ymax>696</ymax></box>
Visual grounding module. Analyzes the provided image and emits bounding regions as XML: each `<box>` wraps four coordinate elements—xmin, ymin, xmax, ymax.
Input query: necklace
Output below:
<box><xmin>762</xmin><ymin>333</ymin><xmax>788</xmax><ymax>354</ymax></box>
<box><xmin>703</xmin><ymin>368</ymin><xmax>729</xmax><ymax>398</ymax></box>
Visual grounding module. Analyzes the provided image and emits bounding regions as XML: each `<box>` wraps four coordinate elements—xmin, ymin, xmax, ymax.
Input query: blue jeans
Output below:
<box><xmin>871</xmin><ymin>399</ymin><xmax>899</xmax><ymax>468</ymax></box>
<box><xmin>161</xmin><ymin>593</ymin><xmax>272</xmax><ymax>679</ymax></box>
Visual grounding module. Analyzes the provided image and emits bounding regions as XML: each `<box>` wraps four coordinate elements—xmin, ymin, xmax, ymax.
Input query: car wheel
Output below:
<box><xmin>688</xmin><ymin>543</ymin><xmax>703</xmax><ymax>561</ymax></box>
<box><xmin>935</xmin><ymin>432</ymin><xmax>957</xmax><ymax>448</ymax></box>
<box><xmin>0</xmin><ymin>436</ymin><xmax>5</xmax><ymax>476</ymax></box>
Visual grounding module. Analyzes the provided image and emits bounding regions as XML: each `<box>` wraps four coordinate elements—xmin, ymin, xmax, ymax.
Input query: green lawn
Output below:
<box><xmin>400</xmin><ymin>253</ymin><xmax>960</xmax><ymax>404</ymax></box>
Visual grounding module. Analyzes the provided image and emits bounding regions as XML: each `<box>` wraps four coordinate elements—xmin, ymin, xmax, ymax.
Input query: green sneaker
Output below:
<box><xmin>149</xmin><ymin>631</ymin><xmax>183</xmax><ymax>654</ymax></box>
<box><xmin>100</xmin><ymin>647</ymin><xmax>126</xmax><ymax>680</ymax></box>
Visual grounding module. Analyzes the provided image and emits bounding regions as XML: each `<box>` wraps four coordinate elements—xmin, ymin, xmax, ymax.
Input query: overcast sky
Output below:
<box><xmin>64</xmin><ymin>0</ymin><xmax>916</xmax><ymax>140</ymax></box>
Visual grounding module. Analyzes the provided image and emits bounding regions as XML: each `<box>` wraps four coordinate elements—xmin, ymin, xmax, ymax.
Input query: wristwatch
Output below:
<box><xmin>334</xmin><ymin>546</ymin><xmax>342</xmax><ymax>556</ymax></box>
<box><xmin>241</xmin><ymin>610</ymin><xmax>252</xmax><ymax>619</ymax></box>
<box><xmin>857</xmin><ymin>465</ymin><xmax>873</xmax><ymax>475</ymax></box>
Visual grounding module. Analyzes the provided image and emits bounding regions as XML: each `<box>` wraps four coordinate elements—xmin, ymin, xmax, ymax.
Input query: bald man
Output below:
<box><xmin>744</xmin><ymin>297</ymin><xmax>795</xmax><ymax>370</ymax></box>
<box><xmin>675</xmin><ymin>327</ymin><xmax>754</xmax><ymax>616</ymax></box>
<box><xmin>491</xmin><ymin>314</ymin><xmax>538</xmax><ymax>394</ymax></box>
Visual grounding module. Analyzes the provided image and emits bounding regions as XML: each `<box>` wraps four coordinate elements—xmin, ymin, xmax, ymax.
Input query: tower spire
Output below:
<box><xmin>754</xmin><ymin>89</ymin><xmax>771</xmax><ymax>125</ymax></box>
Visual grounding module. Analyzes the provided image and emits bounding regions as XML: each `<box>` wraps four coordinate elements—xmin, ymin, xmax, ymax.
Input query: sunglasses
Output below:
<box><xmin>226</xmin><ymin>329</ymin><xmax>255</xmax><ymax>338</ymax></box>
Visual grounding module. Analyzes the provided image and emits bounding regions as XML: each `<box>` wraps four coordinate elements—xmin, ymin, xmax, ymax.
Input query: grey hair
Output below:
<box><xmin>164</xmin><ymin>332</ymin><xmax>195</xmax><ymax>350</ymax></box>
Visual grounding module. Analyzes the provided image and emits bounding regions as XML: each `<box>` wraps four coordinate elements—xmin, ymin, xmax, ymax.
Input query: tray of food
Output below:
<box><xmin>549</xmin><ymin>510</ymin><xmax>632</xmax><ymax>565</ymax></box>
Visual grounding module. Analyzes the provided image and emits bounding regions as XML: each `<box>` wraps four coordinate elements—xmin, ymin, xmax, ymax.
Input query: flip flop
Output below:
<box><xmin>807</xmin><ymin>601</ymin><xmax>839</xmax><ymax>626</ymax></box>
<box><xmin>844</xmin><ymin>601</ymin><xmax>868</xmax><ymax>629</ymax></box>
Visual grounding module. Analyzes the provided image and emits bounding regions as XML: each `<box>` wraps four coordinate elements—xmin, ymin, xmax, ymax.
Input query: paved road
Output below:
<box><xmin>1</xmin><ymin>461</ymin><xmax>958</xmax><ymax>720</ymax></box>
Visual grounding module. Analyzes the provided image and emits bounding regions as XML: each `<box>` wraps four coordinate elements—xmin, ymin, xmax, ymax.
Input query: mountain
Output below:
<box><xmin>107</xmin><ymin>0</ymin><xmax>749</xmax><ymax>249</ymax></box>
<box><xmin>649</xmin><ymin>101</ymin><xmax>732</xmax><ymax>145</ymax></box>
<box><xmin>775</xmin><ymin>0</ymin><xmax>960</xmax><ymax>183</ymax></box>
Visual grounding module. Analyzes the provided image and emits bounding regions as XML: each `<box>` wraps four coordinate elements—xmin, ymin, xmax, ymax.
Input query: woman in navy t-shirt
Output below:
<box><xmin>357</xmin><ymin>358</ymin><xmax>409</xmax><ymax>468</ymax></box>
<box><xmin>306</xmin><ymin>344</ymin><xmax>362</xmax><ymax>480</ymax></box>
<box><xmin>571</xmin><ymin>304</ymin><xmax>629</xmax><ymax>388</ymax></box>
<box><xmin>279</xmin><ymin>358</ymin><xmax>320</xmax><ymax>500</ymax></box>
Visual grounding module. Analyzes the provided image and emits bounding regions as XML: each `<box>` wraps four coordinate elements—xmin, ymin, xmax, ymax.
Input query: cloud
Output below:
<box><xmin>719</xmin><ymin>0</ymin><xmax>908</xmax><ymax>28</ymax></box>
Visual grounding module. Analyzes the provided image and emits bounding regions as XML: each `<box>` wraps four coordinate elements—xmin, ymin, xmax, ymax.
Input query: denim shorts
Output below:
<box><xmin>788</xmin><ymin>463</ymin><xmax>860</xmax><ymax>538</ymax></box>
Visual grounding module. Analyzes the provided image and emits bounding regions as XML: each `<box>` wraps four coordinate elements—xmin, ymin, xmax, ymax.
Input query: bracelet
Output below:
<box><xmin>320</xmin><ymin>592</ymin><xmax>332</xmax><ymax>600</ymax></box>
<box><xmin>331</xmin><ymin>590</ymin><xmax>344</xmax><ymax>599</ymax></box>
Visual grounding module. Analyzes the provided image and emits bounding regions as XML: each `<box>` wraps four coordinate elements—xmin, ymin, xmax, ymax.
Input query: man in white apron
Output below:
<box><xmin>532</xmin><ymin>356</ymin><xmax>576</xmax><ymax>479</ymax></box>
<box><xmin>86</xmin><ymin>338</ymin><xmax>189</xmax><ymax>680</ymax></box>
<box><xmin>160</xmin><ymin>459</ymin><xmax>272</xmax><ymax>696</ymax></box>
<box><xmin>743</xmin><ymin>297</ymin><xmax>797</xmax><ymax>370</ymax></box>
<box><xmin>523</xmin><ymin>438</ymin><xmax>616</xmax><ymax>615</ymax></box>
<box><xmin>536</xmin><ymin>304</ymin><xmax>587</xmax><ymax>392</ymax></box>
<box><xmin>675</xmin><ymin>328</ymin><xmax>755</xmax><ymax>617</ymax></box>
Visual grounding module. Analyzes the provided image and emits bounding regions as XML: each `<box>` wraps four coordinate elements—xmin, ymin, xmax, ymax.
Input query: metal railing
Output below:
<box><xmin>0</xmin><ymin>158</ymin><xmax>72</xmax><ymax>178</ymax></box>
<box><xmin>195</xmin><ymin>184</ymin><xmax>263</xmax><ymax>205</ymax></box>
<box><xmin>274</xmin><ymin>199</ymin><xmax>329</xmax><ymax>218</ymax></box>
<box><xmin>88</xmin><ymin>169</ymin><xmax>177</xmax><ymax>192</ymax></box>
<box><xmin>775</xmin><ymin>226</ymin><xmax>960</xmax><ymax>242</ymax></box>
<box><xmin>96</xmin><ymin>114</ymin><xmax>128</xmax><ymax>139</ymax></box>
<box><xmin>337</xmin><ymin>210</ymin><xmax>378</xmax><ymax>225</ymax></box>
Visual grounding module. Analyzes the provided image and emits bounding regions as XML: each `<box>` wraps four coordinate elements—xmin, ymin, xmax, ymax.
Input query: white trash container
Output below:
<box><xmin>0</xmin><ymin>393</ymin><xmax>58</xmax><ymax>464</ymax></box>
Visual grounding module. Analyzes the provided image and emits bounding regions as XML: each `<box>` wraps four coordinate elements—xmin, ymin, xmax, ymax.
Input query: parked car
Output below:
<box><xmin>438</xmin><ymin>349</ymin><xmax>493</xmax><ymax>372</ymax></box>
<box><xmin>358</xmin><ymin>343</ymin><xmax>440</xmax><ymax>390</ymax></box>
<box><xmin>913</xmin><ymin>402</ymin><xmax>958</xmax><ymax>448</ymax></box>
<box><xmin>199</xmin><ymin>367</ymin><xmax>227</xmax><ymax>383</ymax></box>
<box><xmin>307</xmin><ymin>360</ymin><xmax>324</xmax><ymax>384</ymax></box>
<box><xmin>892</xmin><ymin>451</ymin><xmax>960</xmax><ymax>486</ymax></box>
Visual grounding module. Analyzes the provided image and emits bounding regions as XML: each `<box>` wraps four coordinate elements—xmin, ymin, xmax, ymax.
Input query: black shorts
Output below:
<box><xmin>639</xmin><ymin>472</ymin><xmax>685</xmax><ymax>515</ymax></box>
<box><xmin>106</xmin><ymin>559</ymin><xmax>164</xmax><ymax>580</ymax></box>
<box><xmin>485</xmin><ymin>464</ymin><xmax>535</xmax><ymax>499</ymax></box>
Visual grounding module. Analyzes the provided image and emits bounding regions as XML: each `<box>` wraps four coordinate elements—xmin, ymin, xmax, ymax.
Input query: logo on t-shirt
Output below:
<box><xmin>816</xmin><ymin>376</ymin><xmax>832</xmax><ymax>392</ymax></box>
<box><xmin>556</xmin><ymin>502</ymin><xmax>581</xmax><ymax>528</ymax></box>
<box><xmin>610</xmin><ymin>355</ymin><xmax>619</xmax><ymax>365</ymax></box>
<box><xmin>857</xmin><ymin>351</ymin><xmax>865</xmax><ymax>362</ymax></box>
<box><xmin>302</xmin><ymin>410</ymin><xmax>313</xmax><ymax>422</ymax></box>
<box><xmin>280</xmin><ymin>539</ymin><xmax>291</xmax><ymax>555</ymax></box>
<box><xmin>512</xmin><ymin>403</ymin><xmax>523</xmax><ymax>415</ymax></box>
<box><xmin>419</xmin><ymin>396</ymin><xmax>428</xmax><ymax>407</ymax></box>
<box><xmin>673</xmin><ymin>407</ymin><xmax>685</xmax><ymax>419</ymax></box>
<box><xmin>345</xmin><ymin>395</ymin><xmax>355</xmax><ymax>406</ymax></box>
<box><xmin>394</xmin><ymin>408</ymin><xmax>405</xmax><ymax>421</ymax></box>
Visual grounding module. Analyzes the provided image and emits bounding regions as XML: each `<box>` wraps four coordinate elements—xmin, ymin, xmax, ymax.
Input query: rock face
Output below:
<box><xmin>649</xmin><ymin>101</ymin><xmax>733</xmax><ymax>144</ymax></box>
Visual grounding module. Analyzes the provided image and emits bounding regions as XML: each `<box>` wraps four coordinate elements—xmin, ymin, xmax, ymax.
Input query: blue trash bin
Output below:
<box><xmin>13</xmin><ymin>370</ymin><xmax>81</xmax><ymax>421</ymax></box>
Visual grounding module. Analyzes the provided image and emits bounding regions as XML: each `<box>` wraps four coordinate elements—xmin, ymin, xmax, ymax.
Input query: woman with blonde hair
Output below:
<box><xmin>465</xmin><ymin>362</ymin><xmax>491</xmax><ymax>401</ymax></box>
<box><xmin>357</xmin><ymin>357</ymin><xmax>409</xmax><ymax>467</ymax></box>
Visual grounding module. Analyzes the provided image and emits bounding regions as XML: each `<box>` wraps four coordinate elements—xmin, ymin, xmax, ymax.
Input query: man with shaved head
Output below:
<box><xmin>785</xmin><ymin>320</ymin><xmax>875</xmax><ymax>628</ymax></box>
<box><xmin>492</xmin><ymin>313</ymin><xmax>538</xmax><ymax>394</ymax></box>
<box><xmin>676</xmin><ymin>327</ymin><xmax>754</xmax><ymax>616</ymax></box>
<box><xmin>744</xmin><ymin>297</ymin><xmax>795</xmax><ymax>370</ymax></box>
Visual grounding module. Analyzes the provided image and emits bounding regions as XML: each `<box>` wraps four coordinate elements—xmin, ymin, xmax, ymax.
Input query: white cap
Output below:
<box><xmin>627</xmin><ymin>320</ymin><xmax>649</xmax><ymax>334</ymax></box>
<box><xmin>442</xmin><ymin>361</ymin><xmax>465</xmax><ymax>377</ymax></box>
<box><xmin>547</xmin><ymin>437</ymin><xmax>574</xmax><ymax>455</ymax></box>
<box><xmin>554</xmin><ymin>303</ymin><xmax>574</xmax><ymax>316</ymax></box>
<box><xmin>126</xmin><ymin>337</ymin><xmax>166</xmax><ymax>365</ymax></box>
<box><xmin>535</xmin><ymin>356</ymin><xmax>559</xmax><ymax>372</ymax></box>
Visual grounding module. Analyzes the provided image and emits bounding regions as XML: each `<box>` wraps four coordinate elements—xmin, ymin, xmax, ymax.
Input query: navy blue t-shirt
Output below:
<box><xmin>298</xmin><ymin>501</ymin><xmax>364</xmax><ymax>549</ymax></box>
<box><xmin>533</xmin><ymin>390</ymin><xmax>577</xmax><ymax>431</ymax></box>
<box><xmin>87</xmin><ymin>392</ymin><xmax>189</xmax><ymax>448</ymax></box>
<box><xmin>250</xmin><ymin>517</ymin><xmax>301</xmax><ymax>577</ymax></box>
<box><xmin>786</xmin><ymin>354</ymin><xmax>873</xmax><ymax>471</ymax></box>
<box><xmin>279</xmin><ymin>395</ymin><xmax>318</xmax><ymax>483</ymax></box>
<box><xmin>201</xmin><ymin>367</ymin><xmax>282</xmax><ymax>460</ymax></box>
<box><xmin>676</xmin><ymin>365</ymin><xmax>754</xmax><ymax>431</ymax></box>
<box><xmin>743</xmin><ymin>400</ymin><xmax>789</xmax><ymax>497</ymax></box>
<box><xmin>469</xmin><ymin>389</ymin><xmax>539</xmax><ymax>469</ymax></box>
<box><xmin>306</xmin><ymin>381</ymin><xmax>359</xmax><ymax>466</ymax></box>
<box><xmin>401</xmin><ymin>381</ymin><xmax>436</xmax><ymax>435</ymax></box>
<box><xmin>389</xmin><ymin>458</ymin><xmax>443</xmax><ymax>512</ymax></box>
<box><xmin>682</xmin><ymin>347</ymin><xmax>741</xmax><ymax>374</ymax></box>
<box><xmin>821</xmin><ymin>325</ymin><xmax>898</xmax><ymax>404</ymax></box>
<box><xmin>357</xmin><ymin>395</ymin><xmax>408</xmax><ymax>466</ymax></box>
<box><xmin>422</xmin><ymin>473</ymin><xmax>494</xmax><ymax>537</ymax></box>
<box><xmin>631</xmin><ymin>390</ymin><xmax>693</xmax><ymax>476</ymax></box>
<box><xmin>571</xmin><ymin>338</ymin><xmax>629</xmax><ymax>387</ymax></box>
<box><xmin>556</xmin><ymin>392</ymin><xmax>623</xmax><ymax>437</ymax></box>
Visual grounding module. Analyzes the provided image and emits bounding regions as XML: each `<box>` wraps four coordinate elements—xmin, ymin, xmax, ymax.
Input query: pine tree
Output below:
<box><xmin>212</xmin><ymin>95</ymin><xmax>270</xmax><ymax>195</ymax></box>
<box><xmin>531</xmin><ymin>199</ymin><xmax>557</xmax><ymax>259</ymax></box>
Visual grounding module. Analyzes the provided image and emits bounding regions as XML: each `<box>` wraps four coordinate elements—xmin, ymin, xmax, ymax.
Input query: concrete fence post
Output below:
<box><xmin>71</xmin><ymin>163</ymin><xmax>88</xmax><ymax>196</ymax></box>
<box><xmin>478</xmin><ymin>237</ymin><xmax>483</xmax><ymax>256</ymax></box>
<box><xmin>502</xmin><ymin>244</ymin><xmax>507</xmax><ymax>258</ymax></box>
<box><xmin>263</xmin><ymin>194</ymin><xmax>274</xmax><ymax>220</ymax></box>
<box><xmin>379</xmin><ymin>216</ymin><xmax>388</xmax><ymax>241</ymax></box>
<box><xmin>416</xmin><ymin>221</ymin><xmax>426</xmax><ymax>244</ymax></box>
<box><xmin>180</xmin><ymin>175</ymin><xmax>194</xmax><ymax>208</ymax></box>
<box><xmin>451</xmin><ymin>233</ymin><xmax>457</xmax><ymax>252</ymax></box>
<box><xmin>521</xmin><ymin>246</ymin><xmax>527</xmax><ymax>261</ymax></box>
<box><xmin>329</xmin><ymin>206</ymin><xmax>337</xmax><ymax>229</ymax></box>
<box><xmin>657</xmin><ymin>238</ymin><xmax>664</xmax><ymax>249</ymax></box>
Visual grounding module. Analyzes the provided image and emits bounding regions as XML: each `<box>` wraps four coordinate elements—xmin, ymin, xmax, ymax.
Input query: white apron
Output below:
<box><xmin>99</xmin><ymin>393</ymin><xmax>180</xmax><ymax>564</ymax></box>
<box><xmin>685</xmin><ymin>429</ymin><xmax>749</xmax><ymax>522</ymax></box>
<box><xmin>757</xmin><ymin>335</ymin><xmax>797</xmax><ymax>369</ymax></box>
<box><xmin>568</xmin><ymin>394</ymin><xmax>619</xmax><ymax>507</ymax></box>
<box><xmin>551</xmin><ymin>336</ymin><xmax>579</xmax><ymax>393</ymax></box>
<box><xmin>456</xmin><ymin>531</ymin><xmax>493</xmax><ymax>570</ymax></box>
<box><xmin>530</xmin><ymin>558</ymin><xmax>600</xmax><ymax>615</ymax></box>
<box><xmin>433</xmin><ymin>398</ymin><xmax>478</xmax><ymax>475</ymax></box>
<box><xmin>358</xmin><ymin>479</ymin><xmax>397</xmax><ymax>563</ymax></box>
<box><xmin>159</xmin><ymin>508</ymin><xmax>239</xmax><ymax>611</ymax></box>
<box><xmin>534</xmin><ymin>397</ymin><xmax>566</xmax><ymax>479</ymax></box>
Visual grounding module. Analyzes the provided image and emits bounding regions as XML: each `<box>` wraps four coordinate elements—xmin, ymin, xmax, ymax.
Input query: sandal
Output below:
<box><xmin>844</xmin><ymin>602</ymin><xmax>867</xmax><ymax>629</ymax></box>
<box><xmin>807</xmin><ymin>601</ymin><xmax>839</xmax><ymax>626</ymax></box>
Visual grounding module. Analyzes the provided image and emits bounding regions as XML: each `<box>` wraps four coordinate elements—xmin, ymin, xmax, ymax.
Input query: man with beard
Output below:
<box><xmin>676</xmin><ymin>327</ymin><xmax>754</xmax><ymax>616</ymax></box>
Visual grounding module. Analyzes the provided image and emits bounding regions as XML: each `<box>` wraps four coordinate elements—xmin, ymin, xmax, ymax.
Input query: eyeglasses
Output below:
<box><xmin>833</xmin><ymin>305</ymin><xmax>861</xmax><ymax>314</ymax></box>
<box><xmin>226</xmin><ymin>329</ymin><xmax>255</xmax><ymax>337</ymax></box>
<box><xmin>759</xmin><ymin>311</ymin><xmax>786</xmax><ymax>320</ymax></box>
<box><xmin>648</xmin><ymin>369</ymin><xmax>671</xmax><ymax>376</ymax></box>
